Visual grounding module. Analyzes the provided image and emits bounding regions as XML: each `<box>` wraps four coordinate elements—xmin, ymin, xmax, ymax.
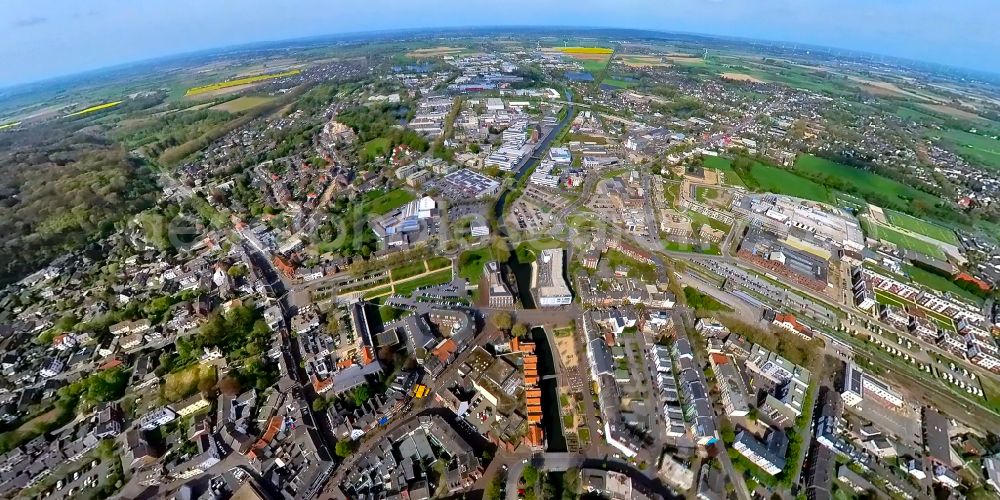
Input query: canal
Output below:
<box><xmin>530</xmin><ymin>326</ymin><xmax>566</xmax><ymax>453</ymax></box>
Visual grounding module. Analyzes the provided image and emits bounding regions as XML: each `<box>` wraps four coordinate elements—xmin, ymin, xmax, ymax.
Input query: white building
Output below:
<box><xmin>532</xmin><ymin>248</ymin><xmax>572</xmax><ymax>306</ymax></box>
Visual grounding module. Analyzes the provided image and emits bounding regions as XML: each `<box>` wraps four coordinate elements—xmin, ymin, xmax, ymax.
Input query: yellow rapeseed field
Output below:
<box><xmin>65</xmin><ymin>101</ymin><xmax>122</xmax><ymax>117</ymax></box>
<box><xmin>185</xmin><ymin>69</ymin><xmax>301</xmax><ymax>96</ymax></box>
<box><xmin>557</xmin><ymin>47</ymin><xmax>613</xmax><ymax>55</ymax></box>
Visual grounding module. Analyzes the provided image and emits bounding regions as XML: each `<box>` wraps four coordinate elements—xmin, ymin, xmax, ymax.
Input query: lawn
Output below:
<box><xmin>210</xmin><ymin>96</ymin><xmax>275</xmax><ymax>113</ymax></box>
<box><xmin>695</xmin><ymin>186</ymin><xmax>720</xmax><ymax>202</ymax></box>
<box><xmin>664</xmin><ymin>241</ymin><xmax>721</xmax><ymax>255</ymax></box>
<box><xmin>862</xmin><ymin>218</ymin><xmax>947</xmax><ymax>260</ymax></box>
<box><xmin>393</xmin><ymin>268</ymin><xmax>453</xmax><ymax>296</ymax></box>
<box><xmin>884</xmin><ymin>209</ymin><xmax>959</xmax><ymax>245</ymax></box>
<box><xmin>161</xmin><ymin>364</ymin><xmax>217</xmax><ymax>403</ymax></box>
<box><xmin>363</xmin><ymin>137</ymin><xmax>392</xmax><ymax>160</ymax></box>
<box><xmin>934</xmin><ymin>128</ymin><xmax>1000</xmax><ymax>172</ymax></box>
<box><xmin>750</xmin><ymin>162</ymin><xmax>832</xmax><ymax>202</ymax></box>
<box><xmin>903</xmin><ymin>264</ymin><xmax>984</xmax><ymax>305</ymax></box>
<box><xmin>686</xmin><ymin>209</ymin><xmax>730</xmax><ymax>233</ymax></box>
<box><xmin>793</xmin><ymin>154</ymin><xmax>939</xmax><ymax>208</ymax></box>
<box><xmin>362</xmin><ymin>285</ymin><xmax>393</xmax><ymax>299</ymax></box>
<box><xmin>364</xmin><ymin>188</ymin><xmax>416</xmax><ymax>215</ymax></box>
<box><xmin>458</xmin><ymin>248</ymin><xmax>493</xmax><ymax>283</ymax></box>
<box><xmin>378</xmin><ymin>304</ymin><xmax>407</xmax><ymax>324</ymax></box>
<box><xmin>978</xmin><ymin>373</ymin><xmax>1000</xmax><ymax>415</ymax></box>
<box><xmin>874</xmin><ymin>289</ymin><xmax>954</xmax><ymax>332</ymax></box>
<box><xmin>390</xmin><ymin>260</ymin><xmax>428</xmax><ymax>281</ymax></box>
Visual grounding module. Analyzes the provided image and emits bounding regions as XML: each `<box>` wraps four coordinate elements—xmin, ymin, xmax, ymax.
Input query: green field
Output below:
<box><xmin>578</xmin><ymin>59</ymin><xmax>611</xmax><ymax>74</ymax></box>
<box><xmin>833</xmin><ymin>191</ymin><xmax>867</xmax><ymax>212</ymax></box>
<box><xmin>393</xmin><ymin>268</ymin><xmax>453</xmax><ymax>296</ymax></box>
<box><xmin>751</xmin><ymin>163</ymin><xmax>832</xmax><ymax>202</ymax></box>
<box><xmin>458</xmin><ymin>248</ymin><xmax>493</xmax><ymax>283</ymax></box>
<box><xmin>602</xmin><ymin>78</ymin><xmax>636</xmax><ymax>89</ymax></box>
<box><xmin>884</xmin><ymin>209</ymin><xmax>958</xmax><ymax>245</ymax></box>
<box><xmin>364</xmin><ymin>188</ymin><xmax>415</xmax><ymax>215</ymax></box>
<box><xmin>390</xmin><ymin>260</ymin><xmax>428</xmax><ymax>281</ymax></box>
<box><xmin>793</xmin><ymin>154</ymin><xmax>939</xmax><ymax>208</ymax></box>
<box><xmin>695</xmin><ymin>186</ymin><xmax>720</xmax><ymax>202</ymax></box>
<box><xmin>702</xmin><ymin>156</ymin><xmax>747</xmax><ymax>187</ymax></box>
<box><xmin>934</xmin><ymin>128</ymin><xmax>1000</xmax><ymax>172</ymax></box>
<box><xmin>363</xmin><ymin>137</ymin><xmax>392</xmax><ymax>160</ymax></box>
<box><xmin>903</xmin><ymin>264</ymin><xmax>983</xmax><ymax>305</ymax></box>
<box><xmin>210</xmin><ymin>96</ymin><xmax>275</xmax><ymax>113</ymax></box>
<box><xmin>862</xmin><ymin>218</ymin><xmax>947</xmax><ymax>260</ymax></box>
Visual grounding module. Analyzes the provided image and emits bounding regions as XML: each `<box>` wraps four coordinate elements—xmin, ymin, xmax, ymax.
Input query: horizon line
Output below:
<box><xmin>2</xmin><ymin>24</ymin><xmax>997</xmax><ymax>92</ymax></box>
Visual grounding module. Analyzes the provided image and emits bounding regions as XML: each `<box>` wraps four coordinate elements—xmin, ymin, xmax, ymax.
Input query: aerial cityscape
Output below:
<box><xmin>2</xmin><ymin>7</ymin><xmax>1000</xmax><ymax>500</ymax></box>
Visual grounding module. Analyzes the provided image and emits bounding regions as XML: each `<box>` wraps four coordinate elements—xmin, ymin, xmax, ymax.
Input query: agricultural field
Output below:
<box><xmin>793</xmin><ymin>154</ymin><xmax>940</xmax><ymax>208</ymax></box>
<box><xmin>209</xmin><ymin>96</ymin><xmax>275</xmax><ymax>113</ymax></box>
<box><xmin>185</xmin><ymin>69</ymin><xmax>301</xmax><ymax>96</ymax></box>
<box><xmin>602</xmin><ymin>78</ymin><xmax>636</xmax><ymax>89</ymax></box>
<box><xmin>933</xmin><ymin>128</ymin><xmax>1000</xmax><ymax>171</ymax></box>
<box><xmin>65</xmin><ymin>100</ymin><xmax>122</xmax><ymax>117</ymax></box>
<box><xmin>618</xmin><ymin>55</ymin><xmax>668</xmax><ymax>67</ymax></box>
<box><xmin>556</xmin><ymin>47</ymin><xmax>614</xmax><ymax>75</ymax></box>
<box><xmin>861</xmin><ymin>218</ymin><xmax>947</xmax><ymax>260</ymax></box>
<box><xmin>884</xmin><ymin>209</ymin><xmax>959</xmax><ymax>245</ymax></box>
<box><xmin>406</xmin><ymin>46</ymin><xmax>465</xmax><ymax>57</ymax></box>
<box><xmin>750</xmin><ymin>163</ymin><xmax>832</xmax><ymax>202</ymax></box>
<box><xmin>720</xmin><ymin>72</ymin><xmax>765</xmax><ymax>83</ymax></box>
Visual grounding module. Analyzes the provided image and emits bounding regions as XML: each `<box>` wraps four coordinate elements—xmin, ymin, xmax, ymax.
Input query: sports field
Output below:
<box><xmin>862</xmin><ymin>218</ymin><xmax>947</xmax><ymax>260</ymax></box>
<box><xmin>884</xmin><ymin>209</ymin><xmax>958</xmax><ymax>245</ymax></box>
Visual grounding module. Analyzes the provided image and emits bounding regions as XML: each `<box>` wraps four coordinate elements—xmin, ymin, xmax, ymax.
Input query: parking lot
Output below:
<box><xmin>44</xmin><ymin>457</ymin><xmax>109</xmax><ymax>499</ymax></box>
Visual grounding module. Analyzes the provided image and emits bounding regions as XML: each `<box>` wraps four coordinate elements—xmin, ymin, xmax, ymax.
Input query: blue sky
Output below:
<box><xmin>2</xmin><ymin>0</ymin><xmax>997</xmax><ymax>87</ymax></box>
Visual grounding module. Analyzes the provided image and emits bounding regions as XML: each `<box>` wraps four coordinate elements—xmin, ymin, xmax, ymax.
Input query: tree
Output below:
<box><xmin>335</xmin><ymin>439</ymin><xmax>358</xmax><ymax>458</ymax></box>
<box><xmin>312</xmin><ymin>398</ymin><xmax>330</xmax><ymax>413</ymax></box>
<box><xmin>562</xmin><ymin>468</ymin><xmax>581</xmax><ymax>499</ymax></box>
<box><xmin>352</xmin><ymin>384</ymin><xmax>371</xmax><ymax>407</ymax></box>
<box><xmin>521</xmin><ymin>465</ymin><xmax>540</xmax><ymax>486</ymax></box>
<box><xmin>492</xmin><ymin>312</ymin><xmax>513</xmax><ymax>332</ymax></box>
<box><xmin>511</xmin><ymin>323</ymin><xmax>529</xmax><ymax>338</ymax></box>
<box><xmin>218</xmin><ymin>376</ymin><xmax>242</xmax><ymax>396</ymax></box>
